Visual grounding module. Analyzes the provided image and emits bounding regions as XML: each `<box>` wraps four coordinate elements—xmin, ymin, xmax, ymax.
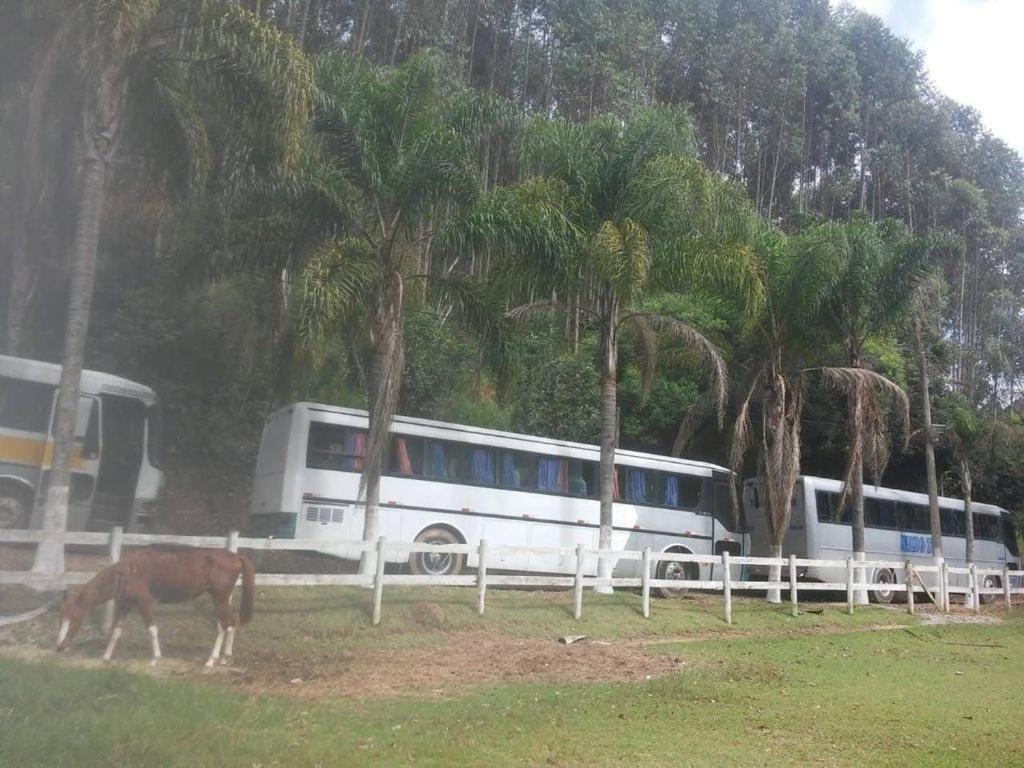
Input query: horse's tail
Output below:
<box><xmin>238</xmin><ymin>553</ymin><xmax>256</xmax><ymax>625</ymax></box>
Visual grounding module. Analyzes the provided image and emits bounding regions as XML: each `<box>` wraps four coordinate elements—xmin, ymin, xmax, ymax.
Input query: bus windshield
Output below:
<box><xmin>1001</xmin><ymin>515</ymin><xmax>1020</xmax><ymax>558</ymax></box>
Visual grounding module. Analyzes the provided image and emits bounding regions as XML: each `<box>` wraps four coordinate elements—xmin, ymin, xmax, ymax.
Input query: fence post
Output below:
<box><xmin>788</xmin><ymin>554</ymin><xmax>798</xmax><ymax>618</ymax></box>
<box><xmin>722</xmin><ymin>551</ymin><xmax>732</xmax><ymax>625</ymax></box>
<box><xmin>1003</xmin><ymin>564</ymin><xmax>1011</xmax><ymax>611</ymax></box>
<box><xmin>103</xmin><ymin>526</ymin><xmax>124</xmax><ymax>632</ymax></box>
<box><xmin>846</xmin><ymin>557</ymin><xmax>854</xmax><ymax>615</ymax></box>
<box><xmin>227</xmin><ymin>530</ymin><xmax>240</xmax><ymax>553</ymax></box>
<box><xmin>970</xmin><ymin>563</ymin><xmax>980</xmax><ymax>614</ymax></box>
<box><xmin>942</xmin><ymin>561</ymin><xmax>951</xmax><ymax>612</ymax></box>
<box><xmin>904</xmin><ymin>561</ymin><xmax>914</xmax><ymax>615</ymax></box>
<box><xmin>477</xmin><ymin>539</ymin><xmax>488</xmax><ymax>616</ymax></box>
<box><xmin>641</xmin><ymin>547</ymin><xmax>651</xmax><ymax>619</ymax></box>
<box><xmin>573</xmin><ymin>544</ymin><xmax>585</xmax><ymax>620</ymax></box>
<box><xmin>372</xmin><ymin>537</ymin><xmax>386</xmax><ymax>626</ymax></box>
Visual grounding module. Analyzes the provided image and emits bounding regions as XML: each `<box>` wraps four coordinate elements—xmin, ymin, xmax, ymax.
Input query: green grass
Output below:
<box><xmin>1</xmin><ymin>585</ymin><xmax>916</xmax><ymax>662</ymax></box>
<box><xmin>2</xmin><ymin>586</ymin><xmax>1022</xmax><ymax>767</ymax></box>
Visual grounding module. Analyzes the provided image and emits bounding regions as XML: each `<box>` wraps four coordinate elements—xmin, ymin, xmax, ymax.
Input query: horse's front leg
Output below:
<box><xmin>136</xmin><ymin>598</ymin><xmax>161</xmax><ymax>667</ymax></box>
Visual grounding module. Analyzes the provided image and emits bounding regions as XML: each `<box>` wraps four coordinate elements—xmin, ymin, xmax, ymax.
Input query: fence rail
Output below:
<box><xmin>2</xmin><ymin>528</ymin><xmax>1023</xmax><ymax>625</ymax></box>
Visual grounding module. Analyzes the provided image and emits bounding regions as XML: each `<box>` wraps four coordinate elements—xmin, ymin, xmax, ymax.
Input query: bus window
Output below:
<box><xmin>940</xmin><ymin>507</ymin><xmax>965</xmax><ymax>536</ymax></box>
<box><xmin>1001</xmin><ymin>516</ymin><xmax>1020</xmax><ymax>557</ymax></box>
<box><xmin>390</xmin><ymin>436</ymin><xmax>423</xmax><ymax>476</ymax></box>
<box><xmin>567</xmin><ymin>460</ymin><xmax>595</xmax><ymax>498</ymax></box>
<box><xmin>469</xmin><ymin>447</ymin><xmax>496</xmax><ymax>485</ymax></box>
<box><xmin>425</xmin><ymin>440</ymin><xmax>466</xmax><ymax>481</ymax></box>
<box><xmin>537</xmin><ymin>457</ymin><xmax>568</xmax><ymax>493</ymax></box>
<box><xmin>663</xmin><ymin>474</ymin><xmax>701</xmax><ymax>509</ymax></box>
<box><xmin>897</xmin><ymin>503</ymin><xmax>928</xmax><ymax>533</ymax></box>
<box><xmin>816</xmin><ymin>491</ymin><xmax>849</xmax><ymax>523</ymax></box>
<box><xmin>500</xmin><ymin>451</ymin><xmax>537</xmax><ymax>491</ymax></box>
<box><xmin>864</xmin><ymin>498</ymin><xmax>897</xmax><ymax>529</ymax></box>
<box><xmin>146</xmin><ymin>404</ymin><xmax>163</xmax><ymax>469</ymax></box>
<box><xmin>306</xmin><ymin>422</ymin><xmax>365</xmax><ymax>471</ymax></box>
<box><xmin>0</xmin><ymin>377</ymin><xmax>54</xmax><ymax>433</ymax></box>
<box><xmin>621</xmin><ymin>468</ymin><xmax>656</xmax><ymax>504</ymax></box>
<box><xmin>973</xmin><ymin>514</ymin><xmax>999</xmax><ymax>541</ymax></box>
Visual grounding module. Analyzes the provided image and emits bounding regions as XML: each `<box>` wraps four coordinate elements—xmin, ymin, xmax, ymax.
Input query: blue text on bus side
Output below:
<box><xmin>900</xmin><ymin>534</ymin><xmax>932</xmax><ymax>555</ymax></box>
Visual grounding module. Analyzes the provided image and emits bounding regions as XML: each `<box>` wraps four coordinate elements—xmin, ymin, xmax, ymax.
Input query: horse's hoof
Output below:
<box><xmin>219</xmin><ymin>656</ymin><xmax>230</xmax><ymax>667</ymax></box>
<box><xmin>150</xmin><ymin>659</ymin><xmax>160</xmax><ymax>668</ymax></box>
<box><xmin>204</xmin><ymin>659</ymin><xmax>215</xmax><ymax>669</ymax></box>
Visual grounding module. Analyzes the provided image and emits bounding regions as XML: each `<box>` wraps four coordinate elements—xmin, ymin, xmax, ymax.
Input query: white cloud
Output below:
<box><xmin>832</xmin><ymin>0</ymin><xmax>1024</xmax><ymax>157</ymax></box>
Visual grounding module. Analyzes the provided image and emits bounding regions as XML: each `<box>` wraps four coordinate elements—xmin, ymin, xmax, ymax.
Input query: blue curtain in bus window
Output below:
<box><xmin>537</xmin><ymin>458</ymin><xmax>564</xmax><ymax>492</ymax></box>
<box><xmin>664</xmin><ymin>475</ymin><xmax>679</xmax><ymax>507</ymax></box>
<box><xmin>427</xmin><ymin>442</ymin><xmax>448</xmax><ymax>479</ymax></box>
<box><xmin>628</xmin><ymin>469</ymin><xmax>647</xmax><ymax>503</ymax></box>
<box><xmin>471</xmin><ymin>448</ymin><xmax>495</xmax><ymax>484</ymax></box>
<box><xmin>501</xmin><ymin>453</ymin><xmax>520</xmax><ymax>487</ymax></box>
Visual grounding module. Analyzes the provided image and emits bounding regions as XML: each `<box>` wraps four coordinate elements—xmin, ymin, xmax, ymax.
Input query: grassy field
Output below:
<box><xmin>1</xmin><ymin>587</ymin><xmax>1021</xmax><ymax>767</ymax></box>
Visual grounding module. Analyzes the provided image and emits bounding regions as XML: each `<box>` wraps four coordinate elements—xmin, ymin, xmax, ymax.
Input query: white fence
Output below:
<box><xmin>2</xmin><ymin>528</ymin><xmax>1023</xmax><ymax>626</ymax></box>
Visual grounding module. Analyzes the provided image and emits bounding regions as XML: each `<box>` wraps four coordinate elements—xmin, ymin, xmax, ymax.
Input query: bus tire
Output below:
<box><xmin>409</xmin><ymin>527</ymin><xmax>465</xmax><ymax>577</ymax></box>
<box><xmin>870</xmin><ymin>568</ymin><xmax>897</xmax><ymax>604</ymax></box>
<box><xmin>981</xmin><ymin>574</ymin><xmax>1000</xmax><ymax>605</ymax></box>
<box><xmin>0</xmin><ymin>490</ymin><xmax>30</xmax><ymax>530</ymax></box>
<box><xmin>655</xmin><ymin>555</ymin><xmax>698</xmax><ymax>599</ymax></box>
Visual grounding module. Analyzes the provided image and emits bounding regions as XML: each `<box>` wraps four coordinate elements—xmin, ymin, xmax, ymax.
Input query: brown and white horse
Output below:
<box><xmin>56</xmin><ymin>547</ymin><xmax>255</xmax><ymax>667</ymax></box>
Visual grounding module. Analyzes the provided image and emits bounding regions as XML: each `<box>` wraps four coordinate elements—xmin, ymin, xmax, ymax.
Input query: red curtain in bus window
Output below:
<box><xmin>394</xmin><ymin>438</ymin><xmax>413</xmax><ymax>475</ymax></box>
<box><xmin>613</xmin><ymin>467</ymin><xmax>621</xmax><ymax>500</ymax></box>
<box><xmin>557</xmin><ymin>459</ymin><xmax>568</xmax><ymax>492</ymax></box>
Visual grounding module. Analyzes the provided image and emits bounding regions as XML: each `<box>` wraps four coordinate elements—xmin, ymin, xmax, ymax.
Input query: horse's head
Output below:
<box><xmin>56</xmin><ymin>587</ymin><xmax>87</xmax><ymax>651</ymax></box>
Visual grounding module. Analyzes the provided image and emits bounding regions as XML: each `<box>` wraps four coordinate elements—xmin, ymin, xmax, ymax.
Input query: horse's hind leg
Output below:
<box><xmin>136</xmin><ymin>598</ymin><xmax>161</xmax><ymax>667</ymax></box>
<box><xmin>205</xmin><ymin>593</ymin><xmax>231</xmax><ymax>668</ymax></box>
<box><xmin>102</xmin><ymin>602</ymin><xmax>129</xmax><ymax>662</ymax></box>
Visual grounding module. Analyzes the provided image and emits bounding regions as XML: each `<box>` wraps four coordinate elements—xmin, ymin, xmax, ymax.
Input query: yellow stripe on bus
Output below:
<box><xmin>0</xmin><ymin>435</ymin><xmax>87</xmax><ymax>470</ymax></box>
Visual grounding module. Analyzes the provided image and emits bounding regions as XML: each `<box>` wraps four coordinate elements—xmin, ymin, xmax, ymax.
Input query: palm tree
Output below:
<box><xmin>723</xmin><ymin>223</ymin><xmax>843</xmax><ymax>602</ymax></box>
<box><xmin>448</xmin><ymin>107</ymin><xmax>743</xmax><ymax>590</ymax></box>
<box><xmin>29</xmin><ymin>1</ymin><xmax>313</xmax><ymax>576</ymax></box>
<box><xmin>819</xmin><ymin>218</ymin><xmax>925</xmax><ymax>602</ymax></box>
<box><xmin>294</xmin><ymin>51</ymin><xmax>510</xmax><ymax>573</ymax></box>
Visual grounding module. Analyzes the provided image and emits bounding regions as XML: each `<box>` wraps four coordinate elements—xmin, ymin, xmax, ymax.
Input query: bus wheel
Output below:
<box><xmin>409</xmin><ymin>527</ymin><xmax>465</xmax><ymax>577</ymax></box>
<box><xmin>981</xmin><ymin>575</ymin><xmax>1000</xmax><ymax>605</ymax></box>
<box><xmin>655</xmin><ymin>557</ymin><xmax>698</xmax><ymax>599</ymax></box>
<box><xmin>870</xmin><ymin>569</ymin><xmax>897</xmax><ymax>604</ymax></box>
<box><xmin>0</xmin><ymin>494</ymin><xmax>28</xmax><ymax>529</ymax></box>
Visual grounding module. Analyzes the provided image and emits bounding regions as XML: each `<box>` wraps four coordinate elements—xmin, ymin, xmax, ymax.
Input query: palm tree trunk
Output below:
<box><xmin>848</xmin><ymin>379</ymin><xmax>868</xmax><ymax>604</ymax></box>
<box><xmin>32</xmin><ymin>65</ymin><xmax>122</xmax><ymax>575</ymax></box>
<box><xmin>962</xmin><ymin>458</ymin><xmax>974</xmax><ymax>564</ymax></box>
<box><xmin>913</xmin><ymin>316</ymin><xmax>942</xmax><ymax>560</ymax></box>
<box><xmin>596</xmin><ymin>301</ymin><xmax>618</xmax><ymax>594</ymax></box>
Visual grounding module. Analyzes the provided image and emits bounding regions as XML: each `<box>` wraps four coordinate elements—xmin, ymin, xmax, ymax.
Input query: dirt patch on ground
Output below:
<box><xmin>232</xmin><ymin>630</ymin><xmax>681</xmax><ymax>701</ymax></box>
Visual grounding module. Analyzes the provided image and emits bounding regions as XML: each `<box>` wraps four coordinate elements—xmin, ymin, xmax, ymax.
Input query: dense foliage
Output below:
<box><xmin>3</xmin><ymin>0</ymin><xmax>1024</xmax><ymax>527</ymax></box>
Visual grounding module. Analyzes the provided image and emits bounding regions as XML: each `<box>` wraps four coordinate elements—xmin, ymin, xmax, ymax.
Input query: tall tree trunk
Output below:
<box><xmin>962</xmin><ymin>458</ymin><xmax>974</xmax><ymax>565</ymax></box>
<box><xmin>359</xmin><ymin>273</ymin><xmax>404</xmax><ymax>576</ymax></box>
<box><xmin>847</xmin><ymin>372</ymin><xmax>868</xmax><ymax>604</ymax></box>
<box><xmin>913</xmin><ymin>315</ymin><xmax>942</xmax><ymax>560</ymax></box>
<box><xmin>596</xmin><ymin>297</ymin><xmax>618</xmax><ymax>594</ymax></box>
<box><xmin>33</xmin><ymin>64</ymin><xmax>123</xmax><ymax>576</ymax></box>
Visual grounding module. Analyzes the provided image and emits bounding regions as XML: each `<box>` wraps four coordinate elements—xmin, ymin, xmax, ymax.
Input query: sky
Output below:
<box><xmin>831</xmin><ymin>0</ymin><xmax>1024</xmax><ymax>158</ymax></box>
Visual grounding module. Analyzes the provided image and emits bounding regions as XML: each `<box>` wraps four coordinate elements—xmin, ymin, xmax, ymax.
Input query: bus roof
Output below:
<box><xmin>0</xmin><ymin>355</ymin><xmax>158</xmax><ymax>405</ymax></box>
<box><xmin>799</xmin><ymin>474</ymin><xmax>1007</xmax><ymax>516</ymax></box>
<box><xmin>281</xmin><ymin>402</ymin><xmax>732</xmax><ymax>478</ymax></box>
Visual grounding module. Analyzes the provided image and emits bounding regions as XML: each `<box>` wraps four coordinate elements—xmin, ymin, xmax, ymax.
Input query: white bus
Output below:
<box><xmin>744</xmin><ymin>475</ymin><xmax>1019</xmax><ymax>602</ymax></box>
<box><xmin>0</xmin><ymin>355</ymin><xmax>165</xmax><ymax>532</ymax></box>
<box><xmin>249</xmin><ymin>403</ymin><xmax>744</xmax><ymax>591</ymax></box>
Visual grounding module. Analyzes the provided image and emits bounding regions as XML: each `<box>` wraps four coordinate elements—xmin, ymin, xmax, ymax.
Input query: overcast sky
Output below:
<box><xmin>832</xmin><ymin>0</ymin><xmax>1024</xmax><ymax>158</ymax></box>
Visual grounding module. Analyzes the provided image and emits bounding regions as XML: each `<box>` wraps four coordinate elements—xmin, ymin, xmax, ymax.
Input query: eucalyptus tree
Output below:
<box><xmin>448</xmin><ymin>107</ymin><xmax>744</xmax><ymax>589</ymax></box>
<box><xmin>819</xmin><ymin>217</ymin><xmax>925</xmax><ymax>601</ymax></box>
<box><xmin>294</xmin><ymin>51</ymin><xmax>510</xmax><ymax>573</ymax></box>
<box><xmin>938</xmin><ymin>395</ymin><xmax>985</xmax><ymax>568</ymax></box>
<box><xmin>28</xmin><ymin>1</ymin><xmax>312</xmax><ymax>576</ymax></box>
